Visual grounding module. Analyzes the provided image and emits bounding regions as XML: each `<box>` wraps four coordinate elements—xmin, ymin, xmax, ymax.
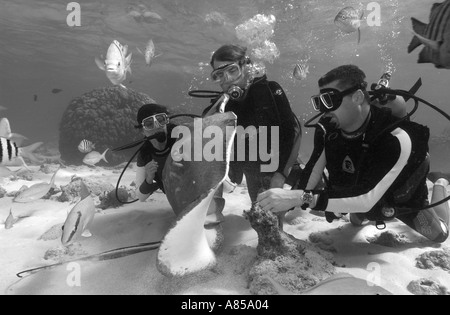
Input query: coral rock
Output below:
<box><xmin>59</xmin><ymin>86</ymin><xmax>155</xmax><ymax>165</ymax></box>
<box><xmin>244</xmin><ymin>203</ymin><xmax>336</xmax><ymax>295</ymax></box>
<box><xmin>407</xmin><ymin>278</ymin><xmax>450</xmax><ymax>295</ymax></box>
<box><xmin>416</xmin><ymin>248</ymin><xmax>450</xmax><ymax>271</ymax></box>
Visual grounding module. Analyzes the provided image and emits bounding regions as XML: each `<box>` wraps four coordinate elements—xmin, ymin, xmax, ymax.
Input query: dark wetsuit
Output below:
<box><xmin>297</xmin><ymin>106</ymin><xmax>449</xmax><ymax>243</ymax></box>
<box><xmin>136</xmin><ymin>123</ymin><xmax>177</xmax><ymax>195</ymax></box>
<box><xmin>203</xmin><ymin>75</ymin><xmax>300</xmax><ymax>202</ymax></box>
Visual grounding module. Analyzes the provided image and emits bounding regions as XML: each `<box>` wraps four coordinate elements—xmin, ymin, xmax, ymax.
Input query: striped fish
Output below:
<box><xmin>0</xmin><ymin>137</ymin><xmax>43</xmax><ymax>170</ymax></box>
<box><xmin>0</xmin><ymin>117</ymin><xmax>28</xmax><ymax>146</ymax></box>
<box><xmin>408</xmin><ymin>0</ymin><xmax>450</xmax><ymax>69</ymax></box>
<box><xmin>77</xmin><ymin>139</ymin><xmax>95</xmax><ymax>153</ymax></box>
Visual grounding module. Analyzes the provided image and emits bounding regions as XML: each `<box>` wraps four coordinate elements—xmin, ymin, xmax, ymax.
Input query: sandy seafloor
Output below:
<box><xmin>1</xmin><ymin>162</ymin><xmax>450</xmax><ymax>295</ymax></box>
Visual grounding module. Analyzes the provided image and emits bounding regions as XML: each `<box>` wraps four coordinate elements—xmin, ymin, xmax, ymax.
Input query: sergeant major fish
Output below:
<box><xmin>136</xmin><ymin>39</ymin><xmax>161</xmax><ymax>67</ymax></box>
<box><xmin>95</xmin><ymin>40</ymin><xmax>132</xmax><ymax>89</ymax></box>
<box><xmin>61</xmin><ymin>181</ymin><xmax>95</xmax><ymax>246</ymax></box>
<box><xmin>83</xmin><ymin>148</ymin><xmax>109</xmax><ymax>166</ymax></box>
<box><xmin>408</xmin><ymin>0</ymin><xmax>450</xmax><ymax>69</ymax></box>
<box><xmin>334</xmin><ymin>7</ymin><xmax>365</xmax><ymax>44</ymax></box>
<box><xmin>0</xmin><ymin>137</ymin><xmax>43</xmax><ymax>170</ymax></box>
<box><xmin>78</xmin><ymin>139</ymin><xmax>95</xmax><ymax>154</ymax></box>
<box><xmin>0</xmin><ymin>118</ymin><xmax>28</xmax><ymax>146</ymax></box>
<box><xmin>13</xmin><ymin>168</ymin><xmax>59</xmax><ymax>203</ymax></box>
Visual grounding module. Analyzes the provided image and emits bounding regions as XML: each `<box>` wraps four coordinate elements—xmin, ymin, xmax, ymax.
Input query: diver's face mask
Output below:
<box><xmin>311</xmin><ymin>83</ymin><xmax>367</xmax><ymax>113</ymax></box>
<box><xmin>142</xmin><ymin>113</ymin><xmax>169</xmax><ymax>131</ymax></box>
<box><xmin>211</xmin><ymin>63</ymin><xmax>243</xmax><ymax>84</ymax></box>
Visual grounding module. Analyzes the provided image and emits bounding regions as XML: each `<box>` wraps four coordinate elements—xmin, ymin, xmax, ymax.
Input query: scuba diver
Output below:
<box><xmin>203</xmin><ymin>44</ymin><xmax>302</xmax><ymax>212</ymax></box>
<box><xmin>257</xmin><ymin>64</ymin><xmax>449</xmax><ymax>243</ymax></box>
<box><xmin>134</xmin><ymin>103</ymin><xmax>177</xmax><ymax>202</ymax></box>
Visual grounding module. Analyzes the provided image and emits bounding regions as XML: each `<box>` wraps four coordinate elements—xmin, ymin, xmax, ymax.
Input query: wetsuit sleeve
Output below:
<box><xmin>266</xmin><ymin>81</ymin><xmax>298</xmax><ymax>175</ymax></box>
<box><xmin>298</xmin><ymin>127</ymin><xmax>327</xmax><ymax>190</ymax></box>
<box><xmin>313</xmin><ymin>128</ymin><xmax>412</xmax><ymax>213</ymax></box>
<box><xmin>135</xmin><ymin>148</ymin><xmax>159</xmax><ymax>201</ymax></box>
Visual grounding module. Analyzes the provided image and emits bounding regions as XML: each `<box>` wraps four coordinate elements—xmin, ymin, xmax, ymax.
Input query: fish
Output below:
<box><xmin>0</xmin><ymin>166</ymin><xmax>22</xmax><ymax>178</ymax></box>
<box><xmin>61</xmin><ymin>181</ymin><xmax>96</xmax><ymax>246</ymax></box>
<box><xmin>82</xmin><ymin>148</ymin><xmax>109</xmax><ymax>166</ymax></box>
<box><xmin>156</xmin><ymin>112</ymin><xmax>237</xmax><ymax>277</ymax></box>
<box><xmin>77</xmin><ymin>139</ymin><xmax>96</xmax><ymax>154</ymax></box>
<box><xmin>0</xmin><ymin>118</ymin><xmax>28</xmax><ymax>146</ymax></box>
<box><xmin>5</xmin><ymin>208</ymin><xmax>16</xmax><ymax>229</ymax></box>
<box><xmin>13</xmin><ymin>168</ymin><xmax>59</xmax><ymax>203</ymax></box>
<box><xmin>293</xmin><ymin>63</ymin><xmax>309</xmax><ymax>80</ymax></box>
<box><xmin>0</xmin><ymin>137</ymin><xmax>43</xmax><ymax>170</ymax></box>
<box><xmin>33</xmin><ymin>95</ymin><xmax>38</xmax><ymax>102</ymax></box>
<box><xmin>407</xmin><ymin>0</ymin><xmax>450</xmax><ymax>69</ymax></box>
<box><xmin>334</xmin><ymin>7</ymin><xmax>365</xmax><ymax>44</ymax></box>
<box><xmin>136</xmin><ymin>39</ymin><xmax>161</xmax><ymax>67</ymax></box>
<box><xmin>266</xmin><ymin>273</ymin><xmax>393</xmax><ymax>295</ymax></box>
<box><xmin>95</xmin><ymin>40</ymin><xmax>132</xmax><ymax>89</ymax></box>
<box><xmin>51</xmin><ymin>88</ymin><xmax>63</xmax><ymax>94</ymax></box>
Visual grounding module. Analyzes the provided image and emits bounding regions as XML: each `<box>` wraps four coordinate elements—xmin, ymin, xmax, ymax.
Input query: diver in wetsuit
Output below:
<box><xmin>258</xmin><ymin>65</ymin><xmax>449</xmax><ymax>243</ymax></box>
<box><xmin>135</xmin><ymin>103</ymin><xmax>177</xmax><ymax>202</ymax></box>
<box><xmin>204</xmin><ymin>44</ymin><xmax>302</xmax><ymax>206</ymax></box>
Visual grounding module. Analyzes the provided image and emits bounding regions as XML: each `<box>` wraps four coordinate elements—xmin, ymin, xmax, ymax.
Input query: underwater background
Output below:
<box><xmin>0</xmin><ymin>0</ymin><xmax>449</xmax><ymax>169</ymax></box>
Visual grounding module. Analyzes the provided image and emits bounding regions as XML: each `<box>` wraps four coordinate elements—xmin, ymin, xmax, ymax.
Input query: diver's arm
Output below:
<box><xmin>135</xmin><ymin>164</ymin><xmax>159</xmax><ymax>202</ymax></box>
<box><xmin>312</xmin><ymin>129</ymin><xmax>411</xmax><ymax>214</ymax></box>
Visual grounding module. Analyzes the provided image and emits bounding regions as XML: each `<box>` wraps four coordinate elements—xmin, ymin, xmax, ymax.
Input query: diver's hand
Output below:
<box><xmin>145</xmin><ymin>161</ymin><xmax>158</xmax><ymax>182</ymax></box>
<box><xmin>270</xmin><ymin>172</ymin><xmax>286</xmax><ymax>189</ymax></box>
<box><xmin>257</xmin><ymin>189</ymin><xmax>303</xmax><ymax>213</ymax></box>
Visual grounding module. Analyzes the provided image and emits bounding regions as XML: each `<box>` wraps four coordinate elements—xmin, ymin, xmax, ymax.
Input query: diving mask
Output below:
<box><xmin>311</xmin><ymin>82</ymin><xmax>367</xmax><ymax>113</ymax></box>
<box><xmin>142</xmin><ymin>113</ymin><xmax>169</xmax><ymax>131</ymax></box>
<box><xmin>211</xmin><ymin>63</ymin><xmax>243</xmax><ymax>83</ymax></box>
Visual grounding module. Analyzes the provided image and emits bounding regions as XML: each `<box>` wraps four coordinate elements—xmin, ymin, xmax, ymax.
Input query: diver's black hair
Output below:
<box><xmin>319</xmin><ymin>64</ymin><xmax>370</xmax><ymax>100</ymax></box>
<box><xmin>210</xmin><ymin>44</ymin><xmax>251</xmax><ymax>67</ymax></box>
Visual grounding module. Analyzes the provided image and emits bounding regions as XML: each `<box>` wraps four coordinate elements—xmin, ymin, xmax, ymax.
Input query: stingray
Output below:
<box><xmin>157</xmin><ymin>111</ymin><xmax>237</xmax><ymax>277</ymax></box>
